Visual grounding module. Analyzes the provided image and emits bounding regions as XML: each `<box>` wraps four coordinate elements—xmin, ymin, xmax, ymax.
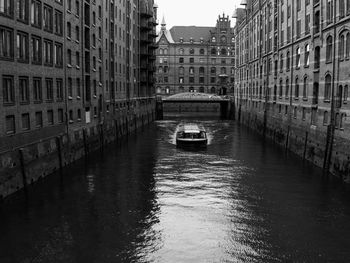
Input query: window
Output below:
<box><xmin>303</xmin><ymin>77</ymin><xmax>308</xmax><ymax>99</ymax></box>
<box><xmin>75</xmin><ymin>26</ymin><xmax>80</xmax><ymax>41</ymax></box>
<box><xmin>344</xmin><ymin>85</ymin><xmax>349</xmax><ymax>102</ymax></box>
<box><xmin>16</xmin><ymin>31</ymin><xmax>29</xmax><ymax>62</ymax></box>
<box><xmin>339</xmin><ymin>34</ymin><xmax>345</xmax><ymax>60</ymax></box>
<box><xmin>68</xmin><ymin>77</ymin><xmax>72</xmax><ymax>97</ymax></box>
<box><xmin>340</xmin><ymin>0</ymin><xmax>345</xmax><ymax>17</ymax></box>
<box><xmin>179</xmin><ymin>66</ymin><xmax>184</xmax><ymax>75</ymax></box>
<box><xmin>22</xmin><ymin>113</ymin><xmax>30</xmax><ymax>130</ymax></box>
<box><xmin>67</xmin><ymin>22</ymin><xmax>71</xmax><ymax>38</ymax></box>
<box><xmin>296</xmin><ymin>47</ymin><xmax>301</xmax><ymax>68</ymax></box>
<box><xmin>189</xmin><ymin>67</ymin><xmax>194</xmax><ymax>74</ymax></box>
<box><xmin>323</xmin><ymin>111</ymin><xmax>329</xmax><ymax>125</ymax></box>
<box><xmin>286</xmin><ymin>51</ymin><xmax>290</xmax><ymax>71</ymax></box>
<box><xmin>67</xmin><ymin>49</ymin><xmax>72</xmax><ymax>65</ymax></box>
<box><xmin>43</xmin><ymin>39</ymin><xmax>53</xmax><ymax>65</ymax></box>
<box><xmin>211</xmin><ymin>67</ymin><xmax>216</xmax><ymax>74</ymax></box>
<box><xmin>314</xmin><ymin>46</ymin><xmax>320</xmax><ymax>69</ymax></box>
<box><xmin>326</xmin><ymin>36</ymin><xmax>333</xmax><ymax>62</ymax></box>
<box><xmin>346</xmin><ymin>33</ymin><xmax>350</xmax><ymax>58</ymax></box>
<box><xmin>76</xmin><ymin>78</ymin><xmax>81</xmax><ymax>97</ymax></box>
<box><xmin>179</xmin><ymin>57</ymin><xmax>184</xmax><ymax>63</ymax></box>
<box><xmin>43</xmin><ymin>4</ymin><xmax>53</xmax><ymax>32</ymax></box>
<box><xmin>304</xmin><ymin>44</ymin><xmax>310</xmax><ymax>66</ymax></box>
<box><xmin>211</xmin><ymin>48</ymin><xmax>216</xmax><ymax>55</ymax></box>
<box><xmin>35</xmin><ymin>111</ymin><xmax>43</xmax><ymax>128</ymax></box>
<box><xmin>199</xmin><ymin>77</ymin><xmax>204</xmax><ymax>84</ymax></box>
<box><xmin>76</xmin><ymin>51</ymin><xmax>80</xmax><ymax>67</ymax></box>
<box><xmin>46</xmin><ymin>78</ymin><xmax>53</xmax><ymax>101</ymax></box>
<box><xmin>0</xmin><ymin>26</ymin><xmax>14</xmax><ymax>59</ymax></box>
<box><xmin>295</xmin><ymin>77</ymin><xmax>299</xmax><ymax>98</ymax></box>
<box><xmin>67</xmin><ymin>0</ymin><xmax>71</xmax><ymax>11</ymax></box>
<box><xmin>221</xmin><ymin>48</ymin><xmax>227</xmax><ymax>56</ymax></box>
<box><xmin>6</xmin><ymin>115</ymin><xmax>15</xmax><ymax>134</ymax></box>
<box><xmin>210</xmin><ymin>77</ymin><xmax>216</xmax><ymax>84</ymax></box>
<box><xmin>54</xmin><ymin>42</ymin><xmax>63</xmax><ymax>67</ymax></box>
<box><xmin>19</xmin><ymin>77</ymin><xmax>29</xmax><ymax>103</ymax></box>
<box><xmin>326</xmin><ymin>0</ymin><xmax>333</xmax><ymax>24</ymax></box>
<box><xmin>280</xmin><ymin>54</ymin><xmax>284</xmax><ymax>72</ymax></box>
<box><xmin>189</xmin><ymin>58</ymin><xmax>194</xmax><ymax>63</ymax></box>
<box><xmin>179</xmin><ymin>48</ymin><xmax>184</xmax><ymax>55</ymax></box>
<box><xmin>200</xmin><ymin>48</ymin><xmax>205</xmax><ymax>55</ymax></box>
<box><xmin>3</xmin><ymin>76</ymin><xmax>14</xmax><ymax>104</ymax></box>
<box><xmin>0</xmin><ymin>0</ymin><xmax>13</xmax><ymax>17</ymax></box>
<box><xmin>33</xmin><ymin>77</ymin><xmax>42</xmax><ymax>101</ymax></box>
<box><xmin>199</xmin><ymin>67</ymin><xmax>205</xmax><ymax>74</ymax></box>
<box><xmin>47</xmin><ymin>110</ymin><xmax>54</xmax><ymax>125</ymax></box>
<box><xmin>279</xmin><ymin>79</ymin><xmax>283</xmax><ymax>97</ymax></box>
<box><xmin>31</xmin><ymin>35</ymin><xmax>41</xmax><ymax>64</ymax></box>
<box><xmin>58</xmin><ymin>109</ymin><xmax>63</xmax><ymax>123</ymax></box>
<box><xmin>54</xmin><ymin>10</ymin><xmax>63</xmax><ymax>35</ymax></box>
<box><xmin>31</xmin><ymin>0</ymin><xmax>41</xmax><ymax>27</ymax></box>
<box><xmin>285</xmin><ymin>78</ymin><xmax>289</xmax><ymax>98</ymax></box>
<box><xmin>75</xmin><ymin>0</ymin><xmax>79</xmax><ymax>16</ymax></box>
<box><xmin>17</xmin><ymin>0</ymin><xmax>29</xmax><ymax>22</ymax></box>
<box><xmin>324</xmin><ymin>74</ymin><xmax>332</xmax><ymax>100</ymax></box>
<box><xmin>56</xmin><ymin>78</ymin><xmax>63</xmax><ymax>100</ymax></box>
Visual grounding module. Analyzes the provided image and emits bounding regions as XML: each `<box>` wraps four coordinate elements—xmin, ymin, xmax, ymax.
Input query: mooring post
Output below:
<box><xmin>303</xmin><ymin>131</ymin><xmax>309</xmax><ymax>161</ymax></box>
<box><xmin>56</xmin><ymin>136</ymin><xmax>63</xmax><ymax>171</ymax></box>
<box><xmin>19</xmin><ymin>148</ymin><xmax>28</xmax><ymax>193</ymax></box>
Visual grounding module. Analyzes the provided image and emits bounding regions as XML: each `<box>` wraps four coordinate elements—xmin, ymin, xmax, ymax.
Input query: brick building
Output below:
<box><xmin>233</xmin><ymin>0</ymin><xmax>350</xmax><ymax>176</ymax></box>
<box><xmin>155</xmin><ymin>15</ymin><xmax>235</xmax><ymax>97</ymax></box>
<box><xmin>0</xmin><ymin>0</ymin><xmax>158</xmax><ymax>152</ymax></box>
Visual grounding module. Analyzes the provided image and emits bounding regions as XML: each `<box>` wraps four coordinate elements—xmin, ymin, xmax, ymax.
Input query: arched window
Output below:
<box><xmin>221</xmin><ymin>67</ymin><xmax>226</xmax><ymax>74</ymax></box>
<box><xmin>199</xmin><ymin>87</ymin><xmax>205</xmax><ymax>93</ymax></box>
<box><xmin>326</xmin><ymin>36</ymin><xmax>333</xmax><ymax>62</ymax></box>
<box><xmin>286</xmin><ymin>51</ymin><xmax>291</xmax><ymax>71</ymax></box>
<box><xmin>211</xmin><ymin>48</ymin><xmax>216</xmax><ymax>55</ymax></box>
<box><xmin>280</xmin><ymin>53</ymin><xmax>284</xmax><ymax>72</ymax></box>
<box><xmin>303</xmin><ymin>76</ymin><xmax>308</xmax><ymax>99</ymax></box>
<box><xmin>164</xmin><ymin>48</ymin><xmax>168</xmax><ymax>55</ymax></box>
<box><xmin>340</xmin><ymin>114</ymin><xmax>346</xmax><ymax>129</ymax></box>
<box><xmin>221</xmin><ymin>48</ymin><xmax>227</xmax><ymax>56</ymax></box>
<box><xmin>279</xmin><ymin>79</ymin><xmax>283</xmax><ymax>98</ymax></box>
<box><xmin>67</xmin><ymin>22</ymin><xmax>72</xmax><ymax>38</ymax></box>
<box><xmin>159</xmin><ymin>48</ymin><xmax>163</xmax><ymax>55</ymax></box>
<box><xmin>346</xmin><ymin>33</ymin><xmax>350</xmax><ymax>58</ymax></box>
<box><xmin>179</xmin><ymin>48</ymin><xmax>184</xmax><ymax>55</ymax></box>
<box><xmin>286</xmin><ymin>78</ymin><xmax>289</xmax><ymax>97</ymax></box>
<box><xmin>189</xmin><ymin>87</ymin><xmax>195</xmax><ymax>92</ymax></box>
<box><xmin>164</xmin><ymin>66</ymin><xmax>168</xmax><ymax>73</ymax></box>
<box><xmin>200</xmin><ymin>48</ymin><xmax>205</xmax><ymax>55</ymax></box>
<box><xmin>211</xmin><ymin>87</ymin><xmax>216</xmax><ymax>93</ymax></box>
<box><xmin>335</xmin><ymin>113</ymin><xmax>340</xmax><ymax>128</ymax></box>
<box><xmin>314</xmin><ymin>46</ymin><xmax>320</xmax><ymax>69</ymax></box>
<box><xmin>231</xmin><ymin>67</ymin><xmax>234</xmax><ymax>75</ymax></box>
<box><xmin>295</xmin><ymin>77</ymin><xmax>299</xmax><ymax>98</ymax></box>
<box><xmin>336</xmin><ymin>85</ymin><xmax>343</xmax><ymax>108</ymax></box>
<box><xmin>325</xmin><ymin>74</ymin><xmax>332</xmax><ymax>100</ymax></box>
<box><xmin>199</xmin><ymin>67</ymin><xmax>205</xmax><ymax>74</ymax></box>
<box><xmin>210</xmin><ymin>67</ymin><xmax>216</xmax><ymax>74</ymax></box>
<box><xmin>189</xmin><ymin>67</ymin><xmax>194</xmax><ymax>74</ymax></box>
<box><xmin>305</xmin><ymin>44</ymin><xmax>310</xmax><ymax>66</ymax></box>
<box><xmin>211</xmin><ymin>37</ymin><xmax>216</xmax><ymax>43</ymax></box>
<box><xmin>156</xmin><ymin>86</ymin><xmax>161</xmax><ymax>94</ymax></box>
<box><xmin>339</xmin><ymin>34</ymin><xmax>345</xmax><ymax>59</ymax></box>
<box><xmin>189</xmin><ymin>48</ymin><xmax>195</xmax><ymax>55</ymax></box>
<box><xmin>158</xmin><ymin>66</ymin><xmax>163</xmax><ymax>73</ymax></box>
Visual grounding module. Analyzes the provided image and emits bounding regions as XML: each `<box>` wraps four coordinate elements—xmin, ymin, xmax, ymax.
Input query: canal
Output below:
<box><xmin>1</xmin><ymin>118</ymin><xmax>350</xmax><ymax>262</ymax></box>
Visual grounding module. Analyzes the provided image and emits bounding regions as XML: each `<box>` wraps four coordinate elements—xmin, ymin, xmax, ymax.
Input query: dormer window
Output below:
<box><xmin>180</xmin><ymin>37</ymin><xmax>183</xmax><ymax>43</ymax></box>
<box><xmin>212</xmin><ymin>36</ymin><xmax>216</xmax><ymax>43</ymax></box>
<box><xmin>200</xmin><ymin>38</ymin><xmax>204</xmax><ymax>43</ymax></box>
<box><xmin>190</xmin><ymin>38</ymin><xmax>194</xmax><ymax>43</ymax></box>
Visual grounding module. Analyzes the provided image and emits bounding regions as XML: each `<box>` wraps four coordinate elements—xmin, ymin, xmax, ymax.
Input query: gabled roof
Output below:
<box><xmin>169</xmin><ymin>26</ymin><xmax>214</xmax><ymax>43</ymax></box>
<box><xmin>156</xmin><ymin>29</ymin><xmax>175</xmax><ymax>44</ymax></box>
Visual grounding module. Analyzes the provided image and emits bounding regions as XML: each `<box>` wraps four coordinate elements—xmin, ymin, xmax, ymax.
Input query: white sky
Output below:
<box><xmin>156</xmin><ymin>0</ymin><xmax>242</xmax><ymax>29</ymax></box>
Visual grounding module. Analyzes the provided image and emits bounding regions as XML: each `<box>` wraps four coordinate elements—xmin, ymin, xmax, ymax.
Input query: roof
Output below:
<box><xmin>156</xmin><ymin>29</ymin><xmax>175</xmax><ymax>43</ymax></box>
<box><xmin>169</xmin><ymin>26</ymin><xmax>214</xmax><ymax>43</ymax></box>
<box><xmin>178</xmin><ymin>124</ymin><xmax>205</xmax><ymax>133</ymax></box>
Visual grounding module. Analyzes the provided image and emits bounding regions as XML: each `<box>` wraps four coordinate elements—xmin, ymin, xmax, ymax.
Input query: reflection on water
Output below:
<box><xmin>1</xmin><ymin>118</ymin><xmax>350</xmax><ymax>262</ymax></box>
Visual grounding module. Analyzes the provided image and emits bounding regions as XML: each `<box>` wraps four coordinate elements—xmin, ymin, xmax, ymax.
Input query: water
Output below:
<box><xmin>1</xmin><ymin>119</ymin><xmax>350</xmax><ymax>263</ymax></box>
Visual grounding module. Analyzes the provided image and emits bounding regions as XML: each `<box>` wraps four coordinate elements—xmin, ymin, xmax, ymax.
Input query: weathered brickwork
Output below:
<box><xmin>0</xmin><ymin>0</ymin><xmax>158</xmax><ymax>198</ymax></box>
<box><xmin>234</xmin><ymin>0</ymin><xmax>350</xmax><ymax>181</ymax></box>
<box><xmin>155</xmin><ymin>15</ymin><xmax>235</xmax><ymax>97</ymax></box>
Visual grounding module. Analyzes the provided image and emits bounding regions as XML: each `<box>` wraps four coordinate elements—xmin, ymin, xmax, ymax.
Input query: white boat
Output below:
<box><xmin>176</xmin><ymin>123</ymin><xmax>208</xmax><ymax>147</ymax></box>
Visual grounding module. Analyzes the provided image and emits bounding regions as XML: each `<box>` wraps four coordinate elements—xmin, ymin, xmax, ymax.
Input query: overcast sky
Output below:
<box><xmin>156</xmin><ymin>0</ymin><xmax>242</xmax><ymax>29</ymax></box>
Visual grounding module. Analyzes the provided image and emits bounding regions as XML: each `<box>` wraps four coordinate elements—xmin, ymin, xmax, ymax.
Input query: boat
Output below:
<box><xmin>176</xmin><ymin>123</ymin><xmax>208</xmax><ymax>147</ymax></box>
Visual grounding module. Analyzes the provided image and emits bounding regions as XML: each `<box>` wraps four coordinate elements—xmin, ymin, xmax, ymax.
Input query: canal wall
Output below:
<box><xmin>0</xmin><ymin>100</ymin><xmax>156</xmax><ymax>199</ymax></box>
<box><xmin>237</xmin><ymin>102</ymin><xmax>350</xmax><ymax>183</ymax></box>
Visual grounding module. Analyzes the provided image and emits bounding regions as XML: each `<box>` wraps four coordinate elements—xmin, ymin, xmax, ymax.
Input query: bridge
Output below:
<box><xmin>155</xmin><ymin>92</ymin><xmax>235</xmax><ymax>120</ymax></box>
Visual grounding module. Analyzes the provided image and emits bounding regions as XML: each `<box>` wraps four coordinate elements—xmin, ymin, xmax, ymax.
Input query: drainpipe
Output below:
<box><xmin>324</xmin><ymin>1</ymin><xmax>337</xmax><ymax>173</ymax></box>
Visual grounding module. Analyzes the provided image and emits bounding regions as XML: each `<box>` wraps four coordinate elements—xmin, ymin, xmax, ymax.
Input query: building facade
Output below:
<box><xmin>233</xmin><ymin>0</ymin><xmax>350</xmax><ymax>177</ymax></box>
<box><xmin>0</xmin><ymin>0</ymin><xmax>157</xmax><ymax>152</ymax></box>
<box><xmin>155</xmin><ymin>15</ymin><xmax>235</xmax><ymax>97</ymax></box>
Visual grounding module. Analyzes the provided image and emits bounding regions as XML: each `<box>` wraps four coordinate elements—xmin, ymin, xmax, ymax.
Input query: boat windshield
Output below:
<box><xmin>177</xmin><ymin>131</ymin><xmax>206</xmax><ymax>139</ymax></box>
